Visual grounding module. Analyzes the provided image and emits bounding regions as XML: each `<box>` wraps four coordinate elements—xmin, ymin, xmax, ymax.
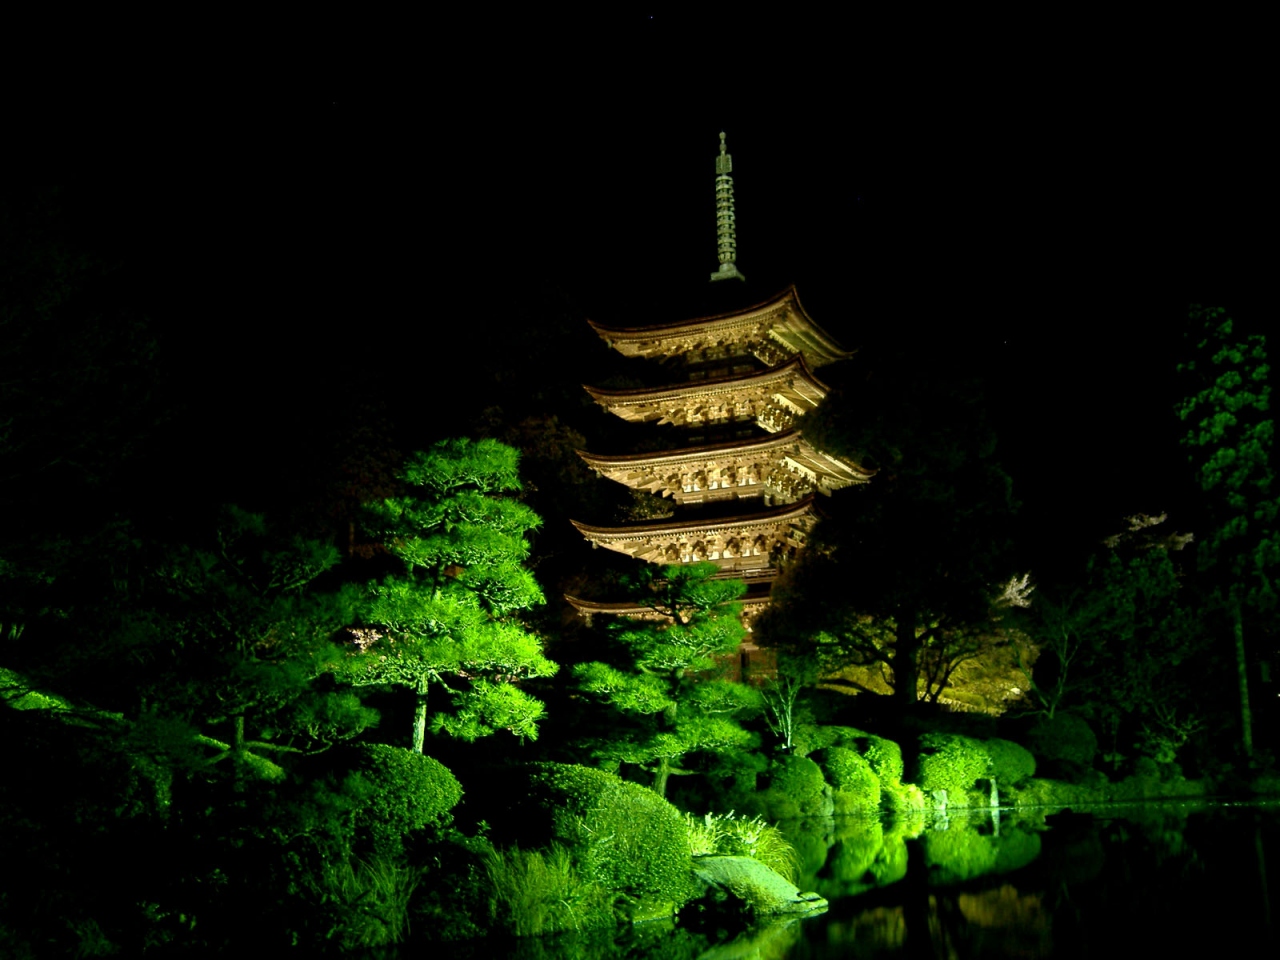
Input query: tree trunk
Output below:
<box><xmin>412</xmin><ymin>680</ymin><xmax>428</xmax><ymax>754</ymax></box>
<box><xmin>893</xmin><ymin>609</ymin><xmax>921</xmax><ymax>710</ymax></box>
<box><xmin>1233</xmin><ymin>600</ymin><xmax>1254</xmax><ymax>759</ymax></box>
<box><xmin>232</xmin><ymin>713</ymin><xmax>247</xmax><ymax>790</ymax></box>
<box><xmin>653</xmin><ymin>757</ymin><xmax>671</xmax><ymax>798</ymax></box>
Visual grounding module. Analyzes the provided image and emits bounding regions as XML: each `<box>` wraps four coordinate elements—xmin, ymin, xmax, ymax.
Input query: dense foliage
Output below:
<box><xmin>573</xmin><ymin>563</ymin><xmax>761</xmax><ymax>796</ymax></box>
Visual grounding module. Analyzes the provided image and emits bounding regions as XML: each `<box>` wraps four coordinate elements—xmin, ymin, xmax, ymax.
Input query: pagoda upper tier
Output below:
<box><xmin>570</xmin><ymin>496</ymin><xmax>819</xmax><ymax>579</ymax></box>
<box><xmin>577</xmin><ymin>429</ymin><xmax>872</xmax><ymax>506</ymax></box>
<box><xmin>584</xmin><ymin>356</ymin><xmax>830</xmax><ymax>434</ymax></box>
<box><xmin>588</xmin><ymin>286</ymin><xmax>853</xmax><ymax>370</ymax></box>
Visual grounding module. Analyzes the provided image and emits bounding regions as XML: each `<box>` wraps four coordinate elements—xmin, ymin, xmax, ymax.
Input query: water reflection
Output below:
<box><xmin>430</xmin><ymin>802</ymin><xmax>1279</xmax><ymax>958</ymax></box>
<box><xmin>787</xmin><ymin>801</ymin><xmax>1279</xmax><ymax>958</ymax></box>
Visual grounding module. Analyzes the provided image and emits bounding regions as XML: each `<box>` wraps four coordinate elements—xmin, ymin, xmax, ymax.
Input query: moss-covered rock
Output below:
<box><xmin>690</xmin><ymin>856</ymin><xmax>827</xmax><ymax>917</ymax></box>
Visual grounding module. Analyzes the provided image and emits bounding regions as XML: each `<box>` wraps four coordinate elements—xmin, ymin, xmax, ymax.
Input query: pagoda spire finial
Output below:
<box><xmin>711</xmin><ymin>131</ymin><xmax>746</xmax><ymax>283</ymax></box>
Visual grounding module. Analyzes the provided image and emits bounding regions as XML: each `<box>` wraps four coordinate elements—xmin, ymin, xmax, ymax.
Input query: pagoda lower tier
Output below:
<box><xmin>566</xmin><ymin>580</ymin><xmax>773</xmax><ymax>630</ymax></box>
<box><xmin>577</xmin><ymin>430</ymin><xmax>872</xmax><ymax>506</ymax></box>
<box><xmin>569</xmin><ymin>497</ymin><xmax>819</xmax><ymax>578</ymax></box>
<box><xmin>583</xmin><ymin>356</ymin><xmax>830</xmax><ymax>434</ymax></box>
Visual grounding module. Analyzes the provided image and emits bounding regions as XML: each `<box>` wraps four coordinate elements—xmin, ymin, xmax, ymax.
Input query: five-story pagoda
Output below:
<box><xmin>567</xmin><ymin>134</ymin><xmax>869</xmax><ymax>666</ymax></box>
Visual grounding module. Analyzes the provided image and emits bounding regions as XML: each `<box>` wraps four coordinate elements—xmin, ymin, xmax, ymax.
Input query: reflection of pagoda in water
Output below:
<box><xmin>567</xmin><ymin>134</ymin><xmax>869</xmax><ymax>661</ymax></box>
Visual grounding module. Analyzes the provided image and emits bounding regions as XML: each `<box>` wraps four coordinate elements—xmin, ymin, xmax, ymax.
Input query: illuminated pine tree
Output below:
<box><xmin>338</xmin><ymin>438</ymin><xmax>557</xmax><ymax>753</ymax></box>
<box><xmin>573</xmin><ymin>563</ymin><xmax>760</xmax><ymax>797</ymax></box>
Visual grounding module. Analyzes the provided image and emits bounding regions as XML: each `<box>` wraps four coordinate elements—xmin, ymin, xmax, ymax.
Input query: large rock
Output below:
<box><xmin>691</xmin><ymin>855</ymin><xmax>828</xmax><ymax>917</ymax></box>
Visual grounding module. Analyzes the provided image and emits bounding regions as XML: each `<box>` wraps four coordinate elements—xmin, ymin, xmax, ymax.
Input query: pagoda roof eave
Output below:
<box><xmin>570</xmin><ymin>495</ymin><xmax>818</xmax><ymax>539</ymax></box>
<box><xmin>576</xmin><ymin>429</ymin><xmax>804</xmax><ymax>467</ymax></box>
<box><xmin>583</xmin><ymin>355</ymin><xmax>828</xmax><ymax>404</ymax></box>
<box><xmin>575</xmin><ymin>430</ymin><xmax>875</xmax><ymax>481</ymax></box>
<box><xmin>565</xmin><ymin>587</ymin><xmax>774</xmax><ymax>618</ymax></box>
<box><xmin>586</xmin><ymin>285</ymin><xmax>852</xmax><ymax>360</ymax></box>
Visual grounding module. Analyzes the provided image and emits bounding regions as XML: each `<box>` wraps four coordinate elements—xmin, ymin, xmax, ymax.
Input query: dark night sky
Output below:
<box><xmin>64</xmin><ymin>19</ymin><xmax>1273</xmax><ymax>577</ymax></box>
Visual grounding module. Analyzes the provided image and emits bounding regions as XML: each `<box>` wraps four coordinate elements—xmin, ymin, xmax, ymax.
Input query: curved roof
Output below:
<box><xmin>570</xmin><ymin>495</ymin><xmax>818</xmax><ymax>540</ymax></box>
<box><xmin>583</xmin><ymin>356</ymin><xmax>831</xmax><ymax>430</ymax></box>
<box><xmin>588</xmin><ymin>285</ymin><xmax>854</xmax><ymax>368</ymax></box>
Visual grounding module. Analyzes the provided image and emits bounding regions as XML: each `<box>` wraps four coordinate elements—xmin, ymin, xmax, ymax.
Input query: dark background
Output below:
<box><xmin>43</xmin><ymin>16</ymin><xmax>1273</xmax><ymax>581</ymax></box>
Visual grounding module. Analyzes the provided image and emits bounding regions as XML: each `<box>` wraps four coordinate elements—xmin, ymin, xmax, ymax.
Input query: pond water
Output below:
<box><xmin>435</xmin><ymin>800</ymin><xmax>1280</xmax><ymax>959</ymax></box>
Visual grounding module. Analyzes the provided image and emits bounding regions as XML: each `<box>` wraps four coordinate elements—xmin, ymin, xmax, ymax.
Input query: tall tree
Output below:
<box><xmin>760</xmin><ymin>350</ymin><xmax>1018</xmax><ymax>709</ymax></box>
<box><xmin>1012</xmin><ymin>515</ymin><xmax>1205</xmax><ymax>764</ymax></box>
<box><xmin>337</xmin><ymin>438</ymin><xmax>557</xmax><ymax>753</ymax></box>
<box><xmin>1176</xmin><ymin>305</ymin><xmax>1279</xmax><ymax>758</ymax></box>
<box><xmin>573</xmin><ymin>562</ymin><xmax>760</xmax><ymax>797</ymax></box>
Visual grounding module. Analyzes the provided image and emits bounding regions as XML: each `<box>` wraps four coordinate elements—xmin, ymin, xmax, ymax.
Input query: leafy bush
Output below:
<box><xmin>915</xmin><ymin>733</ymin><xmax>990</xmax><ymax>795</ymax></box>
<box><xmin>860</xmin><ymin>735</ymin><xmax>905</xmax><ymax>785</ymax></box>
<box><xmin>348</xmin><ymin>744</ymin><xmax>463</xmax><ymax>855</ymax></box>
<box><xmin>820</xmin><ymin>747</ymin><xmax>881</xmax><ymax>814</ymax></box>
<box><xmin>986</xmin><ymin>738</ymin><xmax>1036</xmax><ymax>786</ymax></box>
<box><xmin>1025</xmin><ymin>714</ymin><xmax>1097</xmax><ymax>767</ymax></box>
<box><xmin>882</xmin><ymin>780</ymin><xmax>926</xmax><ymax>813</ymax></box>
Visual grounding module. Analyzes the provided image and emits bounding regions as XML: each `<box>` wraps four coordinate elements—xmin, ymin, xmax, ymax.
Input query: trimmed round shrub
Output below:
<box><xmin>349</xmin><ymin>744</ymin><xmax>462</xmax><ymax>852</ymax></box>
<box><xmin>762</xmin><ymin>755</ymin><xmax>831</xmax><ymax>819</ymax></box>
<box><xmin>915</xmin><ymin>733</ymin><xmax>990</xmax><ymax>795</ymax></box>
<box><xmin>1025</xmin><ymin>714</ymin><xmax>1097</xmax><ymax>767</ymax></box>
<box><xmin>986</xmin><ymin>738</ymin><xmax>1036</xmax><ymax>786</ymax></box>
<box><xmin>524</xmin><ymin>764</ymin><xmax>692</xmax><ymax>907</ymax></box>
<box><xmin>821</xmin><ymin>747</ymin><xmax>881</xmax><ymax>814</ymax></box>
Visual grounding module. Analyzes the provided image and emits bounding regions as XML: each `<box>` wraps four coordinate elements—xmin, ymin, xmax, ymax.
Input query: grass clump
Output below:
<box><xmin>483</xmin><ymin>844</ymin><xmax>614</xmax><ymax>937</ymax></box>
<box><xmin>298</xmin><ymin>855</ymin><xmax>419</xmax><ymax>949</ymax></box>
<box><xmin>683</xmin><ymin>811</ymin><xmax>800</xmax><ymax>884</ymax></box>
